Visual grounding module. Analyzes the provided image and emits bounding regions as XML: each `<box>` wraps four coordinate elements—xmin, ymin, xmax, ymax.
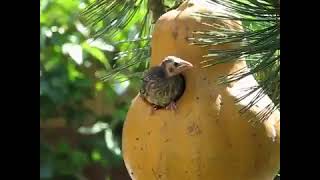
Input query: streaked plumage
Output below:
<box><xmin>140</xmin><ymin>56</ymin><xmax>193</xmax><ymax>112</ymax></box>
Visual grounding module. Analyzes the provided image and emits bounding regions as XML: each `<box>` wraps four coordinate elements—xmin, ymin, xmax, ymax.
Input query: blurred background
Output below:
<box><xmin>40</xmin><ymin>0</ymin><xmax>141</xmax><ymax>179</ymax></box>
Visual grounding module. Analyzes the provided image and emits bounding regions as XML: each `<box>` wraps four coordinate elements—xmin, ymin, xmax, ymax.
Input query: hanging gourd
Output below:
<box><xmin>122</xmin><ymin>0</ymin><xmax>280</xmax><ymax>179</ymax></box>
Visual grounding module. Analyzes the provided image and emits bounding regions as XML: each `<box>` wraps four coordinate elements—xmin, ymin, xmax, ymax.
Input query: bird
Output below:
<box><xmin>139</xmin><ymin>56</ymin><xmax>193</xmax><ymax>113</ymax></box>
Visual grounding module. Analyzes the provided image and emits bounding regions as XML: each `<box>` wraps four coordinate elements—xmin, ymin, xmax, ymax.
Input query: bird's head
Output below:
<box><xmin>160</xmin><ymin>56</ymin><xmax>193</xmax><ymax>77</ymax></box>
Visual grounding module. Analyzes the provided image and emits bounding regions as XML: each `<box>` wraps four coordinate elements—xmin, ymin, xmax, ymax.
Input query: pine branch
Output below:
<box><xmin>191</xmin><ymin>0</ymin><xmax>280</xmax><ymax>122</ymax></box>
<box><xmin>80</xmin><ymin>0</ymin><xmax>178</xmax><ymax>83</ymax></box>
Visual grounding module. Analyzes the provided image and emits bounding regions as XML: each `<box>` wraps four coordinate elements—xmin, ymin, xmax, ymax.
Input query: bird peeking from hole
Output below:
<box><xmin>139</xmin><ymin>56</ymin><xmax>193</xmax><ymax>114</ymax></box>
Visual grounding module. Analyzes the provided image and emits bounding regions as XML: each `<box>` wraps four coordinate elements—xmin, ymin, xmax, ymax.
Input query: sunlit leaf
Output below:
<box><xmin>78</xmin><ymin>121</ymin><xmax>109</xmax><ymax>135</ymax></box>
<box><xmin>75</xmin><ymin>21</ymin><xmax>90</xmax><ymax>37</ymax></box>
<box><xmin>62</xmin><ymin>43</ymin><xmax>83</xmax><ymax>65</ymax></box>
<box><xmin>110</xmin><ymin>74</ymin><xmax>130</xmax><ymax>95</ymax></box>
<box><xmin>91</xmin><ymin>150</ymin><xmax>102</xmax><ymax>161</ymax></box>
<box><xmin>82</xmin><ymin>42</ymin><xmax>110</xmax><ymax>67</ymax></box>
<box><xmin>88</xmin><ymin>38</ymin><xmax>115</xmax><ymax>52</ymax></box>
<box><xmin>95</xmin><ymin>82</ymin><xmax>104</xmax><ymax>91</ymax></box>
<box><xmin>104</xmin><ymin>128</ymin><xmax>121</xmax><ymax>156</ymax></box>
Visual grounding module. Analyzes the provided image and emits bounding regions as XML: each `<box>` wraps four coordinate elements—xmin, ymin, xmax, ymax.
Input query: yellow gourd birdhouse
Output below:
<box><xmin>122</xmin><ymin>0</ymin><xmax>280</xmax><ymax>179</ymax></box>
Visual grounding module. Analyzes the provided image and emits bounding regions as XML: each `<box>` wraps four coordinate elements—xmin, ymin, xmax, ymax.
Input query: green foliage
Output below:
<box><xmin>40</xmin><ymin>0</ymin><xmax>141</xmax><ymax>179</ymax></box>
<box><xmin>40</xmin><ymin>142</ymin><xmax>89</xmax><ymax>178</ymax></box>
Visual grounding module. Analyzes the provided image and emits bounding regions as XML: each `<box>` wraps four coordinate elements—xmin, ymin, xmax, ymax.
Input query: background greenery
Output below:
<box><xmin>40</xmin><ymin>0</ymin><xmax>279</xmax><ymax>179</ymax></box>
<box><xmin>40</xmin><ymin>0</ymin><xmax>139</xmax><ymax>179</ymax></box>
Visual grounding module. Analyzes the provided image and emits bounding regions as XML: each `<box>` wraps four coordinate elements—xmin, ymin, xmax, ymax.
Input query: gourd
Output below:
<box><xmin>122</xmin><ymin>0</ymin><xmax>280</xmax><ymax>179</ymax></box>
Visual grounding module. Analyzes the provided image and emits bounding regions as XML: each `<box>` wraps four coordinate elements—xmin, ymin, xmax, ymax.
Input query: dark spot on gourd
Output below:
<box><xmin>164</xmin><ymin>139</ymin><xmax>170</xmax><ymax>143</ymax></box>
<box><xmin>162</xmin><ymin>121</ymin><xmax>167</xmax><ymax>127</ymax></box>
<box><xmin>140</xmin><ymin>147</ymin><xmax>143</xmax><ymax>151</ymax></box>
<box><xmin>172</xmin><ymin>31</ymin><xmax>178</xmax><ymax>39</ymax></box>
<box><xmin>147</xmin><ymin>131</ymin><xmax>152</xmax><ymax>135</ymax></box>
<box><xmin>131</xmin><ymin>172</ymin><xmax>134</xmax><ymax>175</ymax></box>
<box><xmin>136</xmin><ymin>137</ymin><xmax>140</xmax><ymax>140</ymax></box>
<box><xmin>203</xmin><ymin>77</ymin><xmax>207</xmax><ymax>80</ymax></box>
<box><xmin>252</xmin><ymin>133</ymin><xmax>257</xmax><ymax>137</ymax></box>
<box><xmin>187</xmin><ymin>122</ymin><xmax>202</xmax><ymax>136</ymax></box>
<box><xmin>158</xmin><ymin>174</ymin><xmax>162</xmax><ymax>178</ymax></box>
<box><xmin>196</xmin><ymin>97</ymin><xmax>199</xmax><ymax>100</ymax></box>
<box><xmin>220</xmin><ymin>102</ymin><xmax>223</xmax><ymax>105</ymax></box>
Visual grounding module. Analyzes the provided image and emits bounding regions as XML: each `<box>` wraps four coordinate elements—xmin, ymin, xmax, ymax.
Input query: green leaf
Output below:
<box><xmin>62</xmin><ymin>43</ymin><xmax>83</xmax><ymax>65</ymax></box>
<box><xmin>91</xmin><ymin>149</ymin><xmax>102</xmax><ymax>161</ymax></box>
<box><xmin>82</xmin><ymin>41</ymin><xmax>110</xmax><ymax>67</ymax></box>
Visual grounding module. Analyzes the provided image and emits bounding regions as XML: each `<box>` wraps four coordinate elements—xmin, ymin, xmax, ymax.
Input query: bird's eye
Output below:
<box><xmin>173</xmin><ymin>62</ymin><xmax>179</xmax><ymax>67</ymax></box>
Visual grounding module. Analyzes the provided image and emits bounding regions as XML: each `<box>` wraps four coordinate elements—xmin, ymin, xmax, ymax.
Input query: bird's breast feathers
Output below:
<box><xmin>140</xmin><ymin>75</ymin><xmax>185</xmax><ymax>107</ymax></box>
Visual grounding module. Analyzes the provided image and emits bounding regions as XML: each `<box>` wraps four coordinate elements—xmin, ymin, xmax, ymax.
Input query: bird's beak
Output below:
<box><xmin>177</xmin><ymin>60</ymin><xmax>193</xmax><ymax>73</ymax></box>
